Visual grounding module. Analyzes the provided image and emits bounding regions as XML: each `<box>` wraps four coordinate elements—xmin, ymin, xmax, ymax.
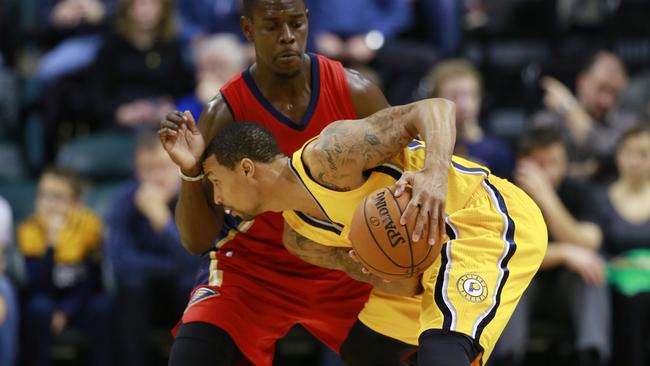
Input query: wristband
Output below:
<box><xmin>179</xmin><ymin>168</ymin><xmax>204</xmax><ymax>182</ymax></box>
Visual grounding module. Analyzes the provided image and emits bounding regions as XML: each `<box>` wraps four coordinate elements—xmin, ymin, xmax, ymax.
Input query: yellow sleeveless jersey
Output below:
<box><xmin>283</xmin><ymin>139</ymin><xmax>489</xmax><ymax>249</ymax></box>
<box><xmin>284</xmin><ymin>138</ymin><xmax>547</xmax><ymax>363</ymax></box>
<box><xmin>282</xmin><ymin>139</ymin><xmax>493</xmax><ymax>345</ymax></box>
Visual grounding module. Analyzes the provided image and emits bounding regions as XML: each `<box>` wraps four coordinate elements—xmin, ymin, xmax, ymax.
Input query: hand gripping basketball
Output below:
<box><xmin>394</xmin><ymin>169</ymin><xmax>447</xmax><ymax>246</ymax></box>
<box><xmin>348</xmin><ymin>186</ymin><xmax>442</xmax><ymax>281</ymax></box>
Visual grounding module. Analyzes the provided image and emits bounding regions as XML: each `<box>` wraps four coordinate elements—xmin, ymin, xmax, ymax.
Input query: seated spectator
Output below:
<box><xmin>89</xmin><ymin>0</ymin><xmax>193</xmax><ymax>130</ymax></box>
<box><xmin>532</xmin><ymin>51</ymin><xmax>637</xmax><ymax>180</ymax></box>
<box><xmin>430</xmin><ymin>59</ymin><xmax>514</xmax><ymax>178</ymax></box>
<box><xmin>175</xmin><ymin>0</ymin><xmax>245</xmax><ymax>43</ymax></box>
<box><xmin>35</xmin><ymin>0</ymin><xmax>114</xmax><ymax>83</ymax></box>
<box><xmin>308</xmin><ymin>0</ymin><xmax>412</xmax><ymax>65</ymax></box>
<box><xmin>175</xmin><ymin>33</ymin><xmax>246</xmax><ymax>120</ymax></box>
<box><xmin>36</xmin><ymin>0</ymin><xmax>112</xmax><ymax>48</ymax></box>
<box><xmin>106</xmin><ymin>132</ymin><xmax>197</xmax><ymax>366</ymax></box>
<box><xmin>18</xmin><ymin>167</ymin><xmax>111</xmax><ymax>366</ymax></box>
<box><xmin>597</xmin><ymin>125</ymin><xmax>650</xmax><ymax>366</ymax></box>
<box><xmin>0</xmin><ymin>195</ymin><xmax>18</xmax><ymax>366</ymax></box>
<box><xmin>496</xmin><ymin>127</ymin><xmax>610</xmax><ymax>366</ymax></box>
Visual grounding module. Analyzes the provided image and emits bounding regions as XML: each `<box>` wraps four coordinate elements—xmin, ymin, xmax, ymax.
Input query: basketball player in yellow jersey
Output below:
<box><xmin>199</xmin><ymin>98</ymin><xmax>547</xmax><ymax>366</ymax></box>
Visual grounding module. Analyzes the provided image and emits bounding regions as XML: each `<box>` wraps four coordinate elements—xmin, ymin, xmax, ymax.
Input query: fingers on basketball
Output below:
<box><xmin>349</xmin><ymin>186</ymin><xmax>440</xmax><ymax>281</ymax></box>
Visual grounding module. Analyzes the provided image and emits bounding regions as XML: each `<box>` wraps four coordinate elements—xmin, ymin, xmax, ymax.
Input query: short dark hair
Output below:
<box><xmin>242</xmin><ymin>0</ymin><xmax>258</xmax><ymax>17</ymax></box>
<box><xmin>518</xmin><ymin>126</ymin><xmax>565</xmax><ymax>158</ymax></box>
<box><xmin>242</xmin><ymin>0</ymin><xmax>306</xmax><ymax>18</ymax></box>
<box><xmin>40</xmin><ymin>166</ymin><xmax>85</xmax><ymax>198</ymax></box>
<box><xmin>202</xmin><ymin>122</ymin><xmax>282</xmax><ymax>169</ymax></box>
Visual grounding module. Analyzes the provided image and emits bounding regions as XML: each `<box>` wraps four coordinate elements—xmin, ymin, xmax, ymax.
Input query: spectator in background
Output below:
<box><xmin>497</xmin><ymin>127</ymin><xmax>610</xmax><ymax>366</ymax></box>
<box><xmin>107</xmin><ymin>133</ymin><xmax>197</xmax><ymax>366</ymax></box>
<box><xmin>430</xmin><ymin>59</ymin><xmax>514</xmax><ymax>178</ymax></box>
<box><xmin>36</xmin><ymin>0</ymin><xmax>114</xmax><ymax>83</ymax></box>
<box><xmin>18</xmin><ymin>168</ymin><xmax>111</xmax><ymax>366</ymax></box>
<box><xmin>308</xmin><ymin>0</ymin><xmax>412</xmax><ymax>65</ymax></box>
<box><xmin>175</xmin><ymin>33</ymin><xmax>246</xmax><ymax>120</ymax></box>
<box><xmin>90</xmin><ymin>0</ymin><xmax>193</xmax><ymax>130</ymax></box>
<box><xmin>532</xmin><ymin>51</ymin><xmax>637</xmax><ymax>180</ymax></box>
<box><xmin>175</xmin><ymin>0</ymin><xmax>245</xmax><ymax>43</ymax></box>
<box><xmin>0</xmin><ymin>196</ymin><xmax>18</xmax><ymax>366</ymax></box>
<box><xmin>596</xmin><ymin>125</ymin><xmax>650</xmax><ymax>366</ymax></box>
<box><xmin>308</xmin><ymin>0</ymin><xmax>442</xmax><ymax>105</ymax></box>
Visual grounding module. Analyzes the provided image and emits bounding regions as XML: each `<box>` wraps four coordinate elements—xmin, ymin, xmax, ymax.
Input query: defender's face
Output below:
<box><xmin>203</xmin><ymin>155</ymin><xmax>261</xmax><ymax>221</ymax></box>
<box><xmin>241</xmin><ymin>0</ymin><xmax>308</xmax><ymax>78</ymax></box>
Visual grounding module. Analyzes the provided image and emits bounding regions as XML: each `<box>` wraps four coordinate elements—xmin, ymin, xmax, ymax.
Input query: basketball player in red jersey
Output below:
<box><xmin>159</xmin><ymin>1</ymin><xmax>450</xmax><ymax>365</ymax></box>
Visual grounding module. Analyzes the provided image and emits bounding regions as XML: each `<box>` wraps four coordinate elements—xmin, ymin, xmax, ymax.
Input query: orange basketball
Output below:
<box><xmin>349</xmin><ymin>186</ymin><xmax>440</xmax><ymax>281</ymax></box>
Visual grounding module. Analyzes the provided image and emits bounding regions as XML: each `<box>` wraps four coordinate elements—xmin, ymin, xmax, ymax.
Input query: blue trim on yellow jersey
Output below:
<box><xmin>294</xmin><ymin>211</ymin><xmax>343</xmax><ymax>235</ymax></box>
<box><xmin>473</xmin><ymin>180</ymin><xmax>517</xmax><ymax>340</ymax></box>
<box><xmin>287</xmin><ymin>156</ymin><xmax>346</xmax><ymax>229</ymax></box>
<box><xmin>434</xmin><ymin>241</ymin><xmax>453</xmax><ymax>332</ymax></box>
<box><xmin>368</xmin><ymin>165</ymin><xmax>403</xmax><ymax>180</ymax></box>
<box><xmin>452</xmin><ymin>161</ymin><xmax>490</xmax><ymax>176</ymax></box>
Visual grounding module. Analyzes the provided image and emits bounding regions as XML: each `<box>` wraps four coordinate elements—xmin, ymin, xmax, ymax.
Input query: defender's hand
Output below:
<box><xmin>158</xmin><ymin>110</ymin><xmax>205</xmax><ymax>174</ymax></box>
<box><xmin>394</xmin><ymin>169</ymin><xmax>447</xmax><ymax>246</ymax></box>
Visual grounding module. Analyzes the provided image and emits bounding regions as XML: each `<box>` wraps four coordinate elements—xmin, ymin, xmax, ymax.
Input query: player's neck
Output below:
<box><xmin>250</xmin><ymin>55</ymin><xmax>310</xmax><ymax>99</ymax></box>
<box><xmin>261</xmin><ymin>157</ymin><xmax>322</xmax><ymax>216</ymax></box>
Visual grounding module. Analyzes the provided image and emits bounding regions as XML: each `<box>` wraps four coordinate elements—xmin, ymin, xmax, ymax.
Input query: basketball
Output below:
<box><xmin>349</xmin><ymin>186</ymin><xmax>440</xmax><ymax>281</ymax></box>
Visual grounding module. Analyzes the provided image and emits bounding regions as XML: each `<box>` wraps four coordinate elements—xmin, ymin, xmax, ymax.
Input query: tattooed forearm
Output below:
<box><xmin>282</xmin><ymin>224</ymin><xmax>421</xmax><ymax>296</ymax></box>
<box><xmin>365</xmin><ymin>132</ymin><xmax>380</xmax><ymax>146</ymax></box>
<box><xmin>283</xmin><ymin>224</ymin><xmax>354</xmax><ymax>271</ymax></box>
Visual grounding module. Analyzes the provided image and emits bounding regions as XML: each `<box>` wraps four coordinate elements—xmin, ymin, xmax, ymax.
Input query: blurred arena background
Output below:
<box><xmin>0</xmin><ymin>0</ymin><xmax>649</xmax><ymax>365</ymax></box>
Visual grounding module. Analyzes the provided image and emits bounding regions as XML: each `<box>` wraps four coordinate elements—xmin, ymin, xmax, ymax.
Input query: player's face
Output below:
<box><xmin>438</xmin><ymin>76</ymin><xmax>481</xmax><ymax>123</ymax></box>
<box><xmin>528</xmin><ymin>142</ymin><xmax>568</xmax><ymax>188</ymax></box>
<box><xmin>203</xmin><ymin>156</ymin><xmax>261</xmax><ymax>221</ymax></box>
<box><xmin>242</xmin><ymin>0</ymin><xmax>309</xmax><ymax>78</ymax></box>
<box><xmin>616</xmin><ymin>132</ymin><xmax>650</xmax><ymax>183</ymax></box>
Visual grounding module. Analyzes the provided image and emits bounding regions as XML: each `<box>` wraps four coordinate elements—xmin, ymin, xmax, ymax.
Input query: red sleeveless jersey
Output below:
<box><xmin>196</xmin><ymin>53</ymin><xmax>358</xmax><ymax>283</ymax></box>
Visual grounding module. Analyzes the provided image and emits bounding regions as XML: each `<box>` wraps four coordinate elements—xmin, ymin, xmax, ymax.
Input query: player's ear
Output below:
<box><xmin>240</xmin><ymin>16</ymin><xmax>254</xmax><ymax>42</ymax></box>
<box><xmin>241</xmin><ymin>158</ymin><xmax>256</xmax><ymax>178</ymax></box>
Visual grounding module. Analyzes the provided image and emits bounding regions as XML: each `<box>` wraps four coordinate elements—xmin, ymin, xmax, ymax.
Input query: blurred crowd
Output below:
<box><xmin>0</xmin><ymin>0</ymin><xmax>649</xmax><ymax>365</ymax></box>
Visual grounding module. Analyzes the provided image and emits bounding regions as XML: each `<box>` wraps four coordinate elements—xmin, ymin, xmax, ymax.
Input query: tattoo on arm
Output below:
<box><xmin>283</xmin><ymin>225</ymin><xmax>421</xmax><ymax>296</ymax></box>
<box><xmin>311</xmin><ymin>104</ymin><xmax>418</xmax><ymax>189</ymax></box>
<box><xmin>283</xmin><ymin>226</ymin><xmax>372</xmax><ymax>281</ymax></box>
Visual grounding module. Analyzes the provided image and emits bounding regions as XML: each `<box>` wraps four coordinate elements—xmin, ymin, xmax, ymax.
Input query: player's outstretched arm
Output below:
<box><xmin>307</xmin><ymin>98</ymin><xmax>456</xmax><ymax>247</ymax></box>
<box><xmin>159</xmin><ymin>94</ymin><xmax>233</xmax><ymax>254</ymax></box>
<box><xmin>283</xmin><ymin>223</ymin><xmax>421</xmax><ymax>297</ymax></box>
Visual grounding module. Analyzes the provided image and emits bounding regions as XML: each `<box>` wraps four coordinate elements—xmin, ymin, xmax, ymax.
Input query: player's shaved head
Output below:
<box><xmin>243</xmin><ymin>0</ymin><xmax>306</xmax><ymax>18</ymax></box>
<box><xmin>203</xmin><ymin>122</ymin><xmax>282</xmax><ymax>169</ymax></box>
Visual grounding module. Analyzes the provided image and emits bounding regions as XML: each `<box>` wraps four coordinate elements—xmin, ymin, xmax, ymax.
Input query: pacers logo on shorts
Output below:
<box><xmin>457</xmin><ymin>273</ymin><xmax>488</xmax><ymax>303</ymax></box>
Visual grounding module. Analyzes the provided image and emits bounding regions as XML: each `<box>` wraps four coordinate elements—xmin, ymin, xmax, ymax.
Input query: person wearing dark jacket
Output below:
<box><xmin>107</xmin><ymin>133</ymin><xmax>198</xmax><ymax>366</ymax></box>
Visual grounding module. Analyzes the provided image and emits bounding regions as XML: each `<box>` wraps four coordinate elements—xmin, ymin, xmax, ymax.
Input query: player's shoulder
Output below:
<box><xmin>344</xmin><ymin>68</ymin><xmax>377</xmax><ymax>95</ymax></box>
<box><xmin>343</xmin><ymin>68</ymin><xmax>390</xmax><ymax>118</ymax></box>
<box><xmin>200</xmin><ymin>92</ymin><xmax>235</xmax><ymax>141</ymax></box>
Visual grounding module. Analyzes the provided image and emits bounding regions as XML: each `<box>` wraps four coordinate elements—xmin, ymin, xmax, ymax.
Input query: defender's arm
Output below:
<box><xmin>282</xmin><ymin>223</ymin><xmax>421</xmax><ymax>297</ymax></box>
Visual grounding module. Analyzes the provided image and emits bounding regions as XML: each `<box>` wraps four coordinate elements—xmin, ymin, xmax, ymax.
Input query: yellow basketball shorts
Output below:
<box><xmin>419</xmin><ymin>175</ymin><xmax>547</xmax><ymax>364</ymax></box>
